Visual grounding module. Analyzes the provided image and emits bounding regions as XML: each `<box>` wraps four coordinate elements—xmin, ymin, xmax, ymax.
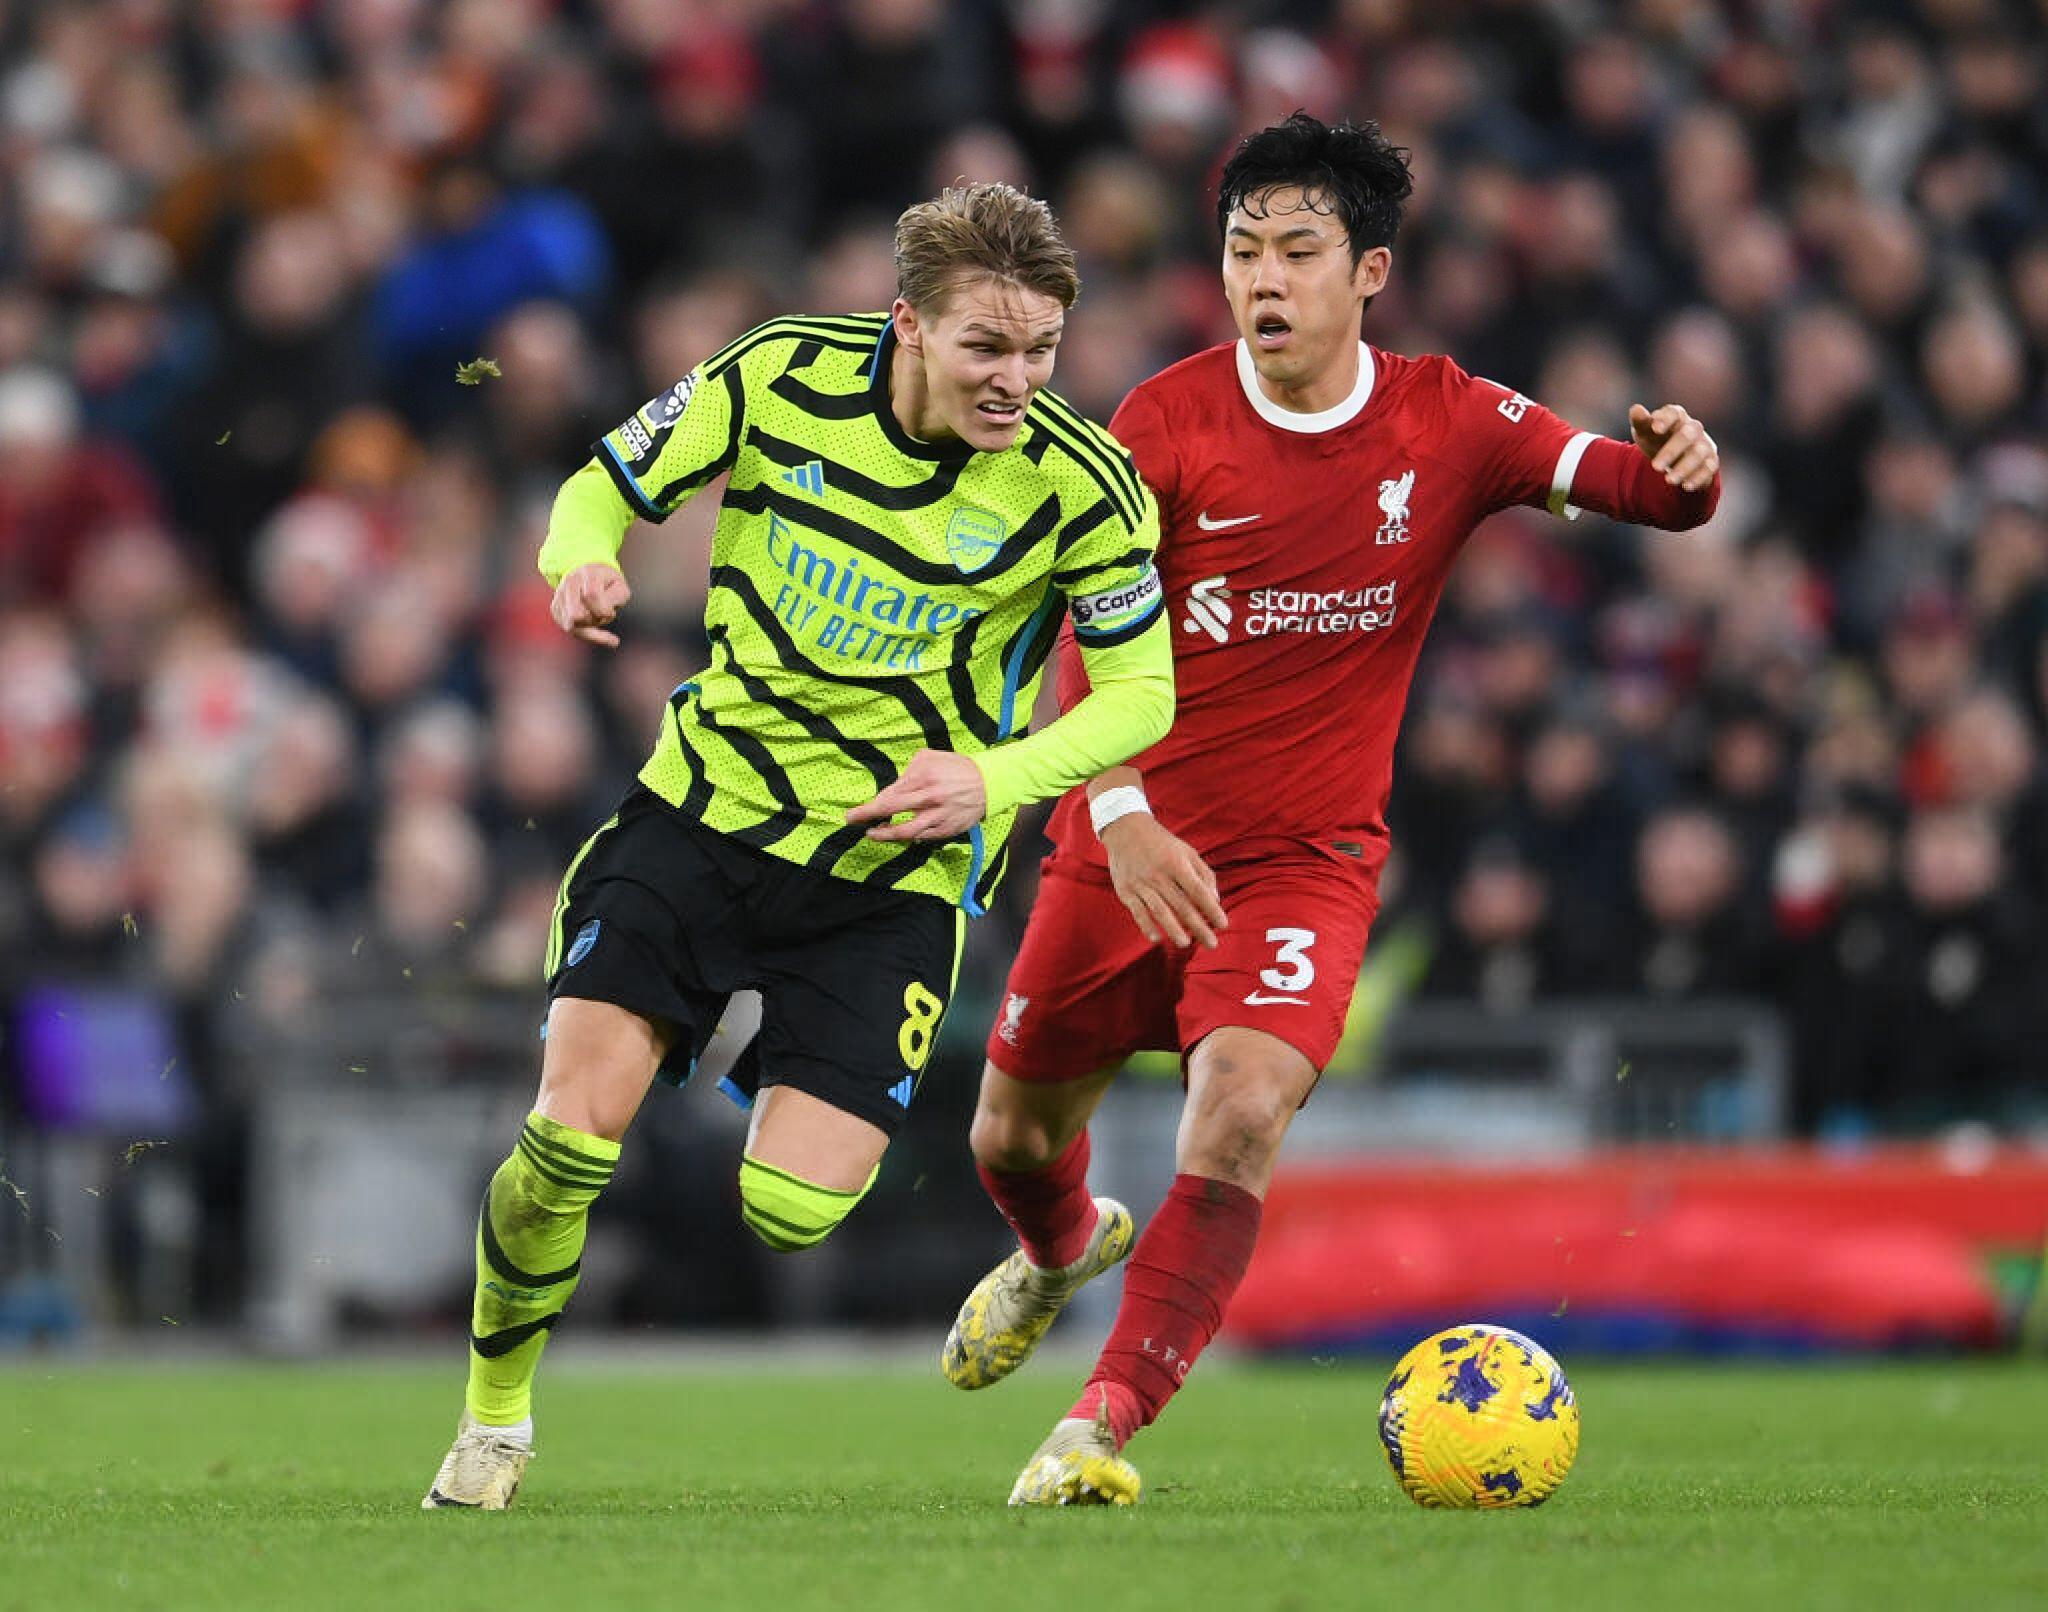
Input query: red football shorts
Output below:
<box><xmin>986</xmin><ymin>842</ymin><xmax>1379</xmax><ymax>1082</ymax></box>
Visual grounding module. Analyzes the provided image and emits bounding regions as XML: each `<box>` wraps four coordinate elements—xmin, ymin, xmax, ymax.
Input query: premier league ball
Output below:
<box><xmin>1377</xmin><ymin>1323</ymin><xmax>1580</xmax><ymax>1508</ymax></box>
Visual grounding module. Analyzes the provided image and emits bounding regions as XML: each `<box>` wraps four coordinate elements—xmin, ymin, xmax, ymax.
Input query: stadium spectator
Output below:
<box><xmin>175</xmin><ymin>210</ymin><xmax>372</xmax><ymax>590</ymax></box>
<box><xmin>477</xmin><ymin>673</ymin><xmax>608</xmax><ymax>868</ymax></box>
<box><xmin>245</xmin><ymin>691</ymin><xmax>370</xmax><ymax>914</ymax></box>
<box><xmin>1697</xmin><ymin>689</ymin><xmax>1800</xmax><ymax>899</ymax></box>
<box><xmin>1877</xmin><ymin>804</ymin><xmax>2043</xmax><ymax>1127</ymax></box>
<box><xmin>1773</xmin><ymin>784</ymin><xmax>1907</xmax><ymax>1134</ymax></box>
<box><xmin>1420</xmin><ymin>836</ymin><xmax>1565</xmax><ymax>1013</ymax></box>
<box><xmin>370</xmin><ymin>162</ymin><xmax>610</xmax><ymax>415</ymax></box>
<box><xmin>1388</xmin><ymin>693</ymin><xmax>1515</xmax><ymax>917</ymax></box>
<box><xmin>378</xmin><ymin>696</ymin><xmax>486</xmax><ymax>814</ymax></box>
<box><xmin>0</xmin><ymin>610</ymin><xmax>94</xmax><ymax>849</ymax></box>
<box><xmin>20</xmin><ymin>799</ymin><xmax>132</xmax><ymax>979</ymax></box>
<box><xmin>0</xmin><ymin>367</ymin><xmax>162</xmax><ymax>607</ymax></box>
<box><xmin>1512</xmin><ymin>704</ymin><xmax>1639</xmax><ymax>937</ymax></box>
<box><xmin>66</xmin><ymin>519</ymin><xmax>193</xmax><ymax>720</ymax></box>
<box><xmin>1619</xmin><ymin>805</ymin><xmax>1769</xmax><ymax>1000</ymax></box>
<box><xmin>339</xmin><ymin>796</ymin><xmax>490</xmax><ymax>999</ymax></box>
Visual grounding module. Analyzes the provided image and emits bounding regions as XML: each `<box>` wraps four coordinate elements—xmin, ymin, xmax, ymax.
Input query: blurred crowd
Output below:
<box><xmin>2</xmin><ymin>0</ymin><xmax>2047</xmax><ymax>1273</ymax></box>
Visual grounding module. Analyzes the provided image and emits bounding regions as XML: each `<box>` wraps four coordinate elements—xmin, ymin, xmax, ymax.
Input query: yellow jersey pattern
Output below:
<box><xmin>593</xmin><ymin>312</ymin><xmax>1163</xmax><ymax>911</ymax></box>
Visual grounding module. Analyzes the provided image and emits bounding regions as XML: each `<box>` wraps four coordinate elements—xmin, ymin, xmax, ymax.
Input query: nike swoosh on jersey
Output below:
<box><xmin>1196</xmin><ymin>510</ymin><xmax>1261</xmax><ymax>531</ymax></box>
<box><xmin>1242</xmin><ymin>991</ymin><xmax>1311</xmax><ymax>1006</ymax></box>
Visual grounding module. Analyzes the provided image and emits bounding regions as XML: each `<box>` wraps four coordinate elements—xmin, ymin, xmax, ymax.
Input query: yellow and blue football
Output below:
<box><xmin>1378</xmin><ymin>1323</ymin><xmax>1580</xmax><ymax>1508</ymax></box>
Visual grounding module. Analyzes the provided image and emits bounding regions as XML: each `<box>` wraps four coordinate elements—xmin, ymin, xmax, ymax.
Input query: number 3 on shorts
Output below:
<box><xmin>1260</xmin><ymin>927</ymin><xmax>1318</xmax><ymax>992</ymax></box>
<box><xmin>898</xmin><ymin>981</ymin><xmax>945</xmax><ymax>1071</ymax></box>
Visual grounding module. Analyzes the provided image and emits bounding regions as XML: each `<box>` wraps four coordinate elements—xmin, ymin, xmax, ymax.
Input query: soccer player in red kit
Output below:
<box><xmin>942</xmin><ymin>115</ymin><xmax>1723</xmax><ymax>1506</ymax></box>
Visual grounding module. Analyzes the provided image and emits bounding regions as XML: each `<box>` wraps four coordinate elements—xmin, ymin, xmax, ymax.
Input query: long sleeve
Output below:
<box><xmin>970</xmin><ymin>411</ymin><xmax>1174</xmax><ymax>816</ymax></box>
<box><xmin>539</xmin><ymin>346</ymin><xmax>752</xmax><ymax>587</ymax></box>
<box><xmin>1453</xmin><ymin>363</ymin><xmax>1722</xmax><ymax>532</ymax></box>
<box><xmin>1554</xmin><ymin>433</ymin><xmax>1721</xmax><ymax>531</ymax></box>
<box><xmin>537</xmin><ymin>460</ymin><xmax>636</xmax><ymax>588</ymax></box>
<box><xmin>971</xmin><ymin>611</ymin><xmax>1174</xmax><ymax>816</ymax></box>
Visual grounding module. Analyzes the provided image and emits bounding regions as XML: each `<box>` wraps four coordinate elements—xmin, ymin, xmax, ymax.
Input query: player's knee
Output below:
<box><xmin>736</xmin><ymin>1153</ymin><xmax>876</xmax><ymax>1252</ymax></box>
<box><xmin>1189</xmin><ymin>1072</ymin><xmax>1296</xmax><ymax>1164</ymax></box>
<box><xmin>536</xmin><ymin>999</ymin><xmax>669</xmax><ymax>1142</ymax></box>
<box><xmin>969</xmin><ymin>1103</ymin><xmax>1043</xmax><ymax>1172</ymax></box>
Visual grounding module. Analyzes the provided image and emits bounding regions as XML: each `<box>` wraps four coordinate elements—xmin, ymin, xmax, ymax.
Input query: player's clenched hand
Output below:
<box><xmin>1101</xmin><ymin>814</ymin><xmax>1227</xmax><ymax>949</ymax></box>
<box><xmin>848</xmin><ymin>749</ymin><xmax>988</xmax><ymax>842</ymax></box>
<box><xmin>551</xmin><ymin>562</ymin><xmax>631</xmax><ymax>647</ymax></box>
<box><xmin>1628</xmin><ymin>403</ymin><xmax>1718</xmax><ymax>493</ymax></box>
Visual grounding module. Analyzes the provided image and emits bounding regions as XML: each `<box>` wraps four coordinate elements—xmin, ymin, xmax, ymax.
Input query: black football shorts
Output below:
<box><xmin>544</xmin><ymin>787</ymin><xmax>962</xmax><ymax>1135</ymax></box>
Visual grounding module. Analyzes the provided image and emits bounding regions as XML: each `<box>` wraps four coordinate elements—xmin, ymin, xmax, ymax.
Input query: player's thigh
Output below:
<box><xmin>1178</xmin><ymin>1025</ymin><xmax>1319</xmax><ymax>1194</ymax></box>
<box><xmin>744</xmin><ymin>1085</ymin><xmax>889</xmax><ymax>1192</ymax></box>
<box><xmin>971</xmin><ymin>1059</ymin><xmax>1121</xmax><ymax>1170</ymax></box>
<box><xmin>1177</xmin><ymin>853</ymin><xmax>1378</xmax><ymax>1083</ymax></box>
<box><xmin>754</xmin><ymin>885</ymin><xmax>963</xmax><ymax>1146</ymax></box>
<box><xmin>984</xmin><ymin>862</ymin><xmax>1177</xmax><ymax>1085</ymax></box>
<box><xmin>534</xmin><ymin>996</ymin><xmax>670</xmax><ymax>1142</ymax></box>
<box><xmin>544</xmin><ymin>792</ymin><xmax>740</xmax><ymax>1102</ymax></box>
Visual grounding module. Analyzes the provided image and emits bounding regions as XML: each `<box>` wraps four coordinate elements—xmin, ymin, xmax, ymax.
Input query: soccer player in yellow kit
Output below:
<box><xmin>425</xmin><ymin>184</ymin><xmax>1173</xmax><ymax>1509</ymax></box>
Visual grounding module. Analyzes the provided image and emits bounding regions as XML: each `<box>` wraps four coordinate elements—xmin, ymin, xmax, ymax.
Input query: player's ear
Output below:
<box><xmin>891</xmin><ymin>297</ymin><xmax>923</xmax><ymax>356</ymax></box>
<box><xmin>1353</xmin><ymin>247</ymin><xmax>1392</xmax><ymax>302</ymax></box>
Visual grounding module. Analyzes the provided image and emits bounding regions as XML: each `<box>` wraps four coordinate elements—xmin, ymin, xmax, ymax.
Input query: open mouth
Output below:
<box><xmin>976</xmin><ymin>399</ymin><xmax>1024</xmax><ymax>425</ymax></box>
<box><xmin>1253</xmin><ymin>312</ymin><xmax>1292</xmax><ymax>348</ymax></box>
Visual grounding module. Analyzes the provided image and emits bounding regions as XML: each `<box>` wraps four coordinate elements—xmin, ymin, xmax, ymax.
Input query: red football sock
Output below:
<box><xmin>977</xmin><ymin>1129</ymin><xmax>1099</xmax><ymax>1270</ymax></box>
<box><xmin>1070</xmin><ymin>1173</ymin><xmax>1262</xmax><ymax>1447</ymax></box>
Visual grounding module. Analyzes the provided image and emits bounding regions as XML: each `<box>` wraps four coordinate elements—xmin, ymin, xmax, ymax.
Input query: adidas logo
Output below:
<box><xmin>887</xmin><ymin>1075</ymin><xmax>914</xmax><ymax>1108</ymax></box>
<box><xmin>779</xmin><ymin>460</ymin><xmax>826</xmax><ymax>497</ymax></box>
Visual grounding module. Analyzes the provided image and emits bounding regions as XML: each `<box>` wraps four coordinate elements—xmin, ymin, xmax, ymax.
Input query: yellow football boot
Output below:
<box><xmin>942</xmin><ymin>1197</ymin><xmax>1134</xmax><ymax>1390</ymax></box>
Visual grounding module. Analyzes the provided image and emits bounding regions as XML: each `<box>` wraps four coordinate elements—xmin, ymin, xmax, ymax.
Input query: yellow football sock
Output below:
<box><xmin>464</xmin><ymin>1111</ymin><xmax>619</xmax><ymax>1426</ymax></box>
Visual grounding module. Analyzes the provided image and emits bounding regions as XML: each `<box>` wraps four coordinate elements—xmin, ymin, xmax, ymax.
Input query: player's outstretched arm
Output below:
<box><xmin>538</xmin><ymin>460</ymin><xmax>637</xmax><ymax>647</ymax></box>
<box><xmin>1549</xmin><ymin>401</ymin><xmax>1722</xmax><ymax>532</ymax></box>
<box><xmin>1087</xmin><ymin>766</ymin><xmax>1225</xmax><ymax>950</ymax></box>
<box><xmin>541</xmin><ymin>338</ymin><xmax>749</xmax><ymax>646</ymax></box>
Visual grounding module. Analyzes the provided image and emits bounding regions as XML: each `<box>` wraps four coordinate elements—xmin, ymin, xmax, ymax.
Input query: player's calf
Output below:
<box><xmin>736</xmin><ymin>1085</ymin><xmax>891</xmax><ymax>1249</ymax></box>
<box><xmin>968</xmin><ymin>1059</ymin><xmax>1114</xmax><ymax>1175</ymax></box>
<box><xmin>465</xmin><ymin>1113</ymin><xmax>619</xmax><ymax>1425</ymax></box>
<box><xmin>426</xmin><ymin>1110</ymin><xmax>617</xmax><ymax>1511</ymax></box>
<box><xmin>737</xmin><ymin>1153</ymin><xmax>877</xmax><ymax>1251</ymax></box>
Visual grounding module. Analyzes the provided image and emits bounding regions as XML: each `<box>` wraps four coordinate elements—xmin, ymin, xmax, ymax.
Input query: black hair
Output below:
<box><xmin>1216</xmin><ymin>112</ymin><xmax>1414</xmax><ymax>264</ymax></box>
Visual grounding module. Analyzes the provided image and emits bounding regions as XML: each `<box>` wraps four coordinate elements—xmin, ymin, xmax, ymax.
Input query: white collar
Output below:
<box><xmin>1234</xmin><ymin>339</ymin><xmax>1375</xmax><ymax>433</ymax></box>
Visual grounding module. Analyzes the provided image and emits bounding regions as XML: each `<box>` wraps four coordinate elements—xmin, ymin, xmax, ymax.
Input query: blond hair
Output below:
<box><xmin>893</xmin><ymin>183</ymin><xmax>1080</xmax><ymax>314</ymax></box>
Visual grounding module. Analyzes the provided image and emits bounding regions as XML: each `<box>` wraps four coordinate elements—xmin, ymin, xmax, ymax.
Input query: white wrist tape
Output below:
<box><xmin>1089</xmin><ymin>785</ymin><xmax>1152</xmax><ymax>836</ymax></box>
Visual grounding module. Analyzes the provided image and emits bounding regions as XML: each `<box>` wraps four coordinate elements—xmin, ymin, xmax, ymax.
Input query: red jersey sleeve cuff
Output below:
<box><xmin>1546</xmin><ymin>431</ymin><xmax>1599</xmax><ymax>520</ymax></box>
<box><xmin>1554</xmin><ymin>432</ymin><xmax>1722</xmax><ymax>530</ymax></box>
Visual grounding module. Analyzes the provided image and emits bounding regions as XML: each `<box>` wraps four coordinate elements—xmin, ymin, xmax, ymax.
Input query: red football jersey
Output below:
<box><xmin>1045</xmin><ymin>340</ymin><xmax>1622</xmax><ymax>876</ymax></box>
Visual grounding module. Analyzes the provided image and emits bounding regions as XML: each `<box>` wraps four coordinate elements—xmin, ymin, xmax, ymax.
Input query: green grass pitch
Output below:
<box><xmin>3</xmin><ymin>1355</ymin><xmax>2044</xmax><ymax>1611</ymax></box>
